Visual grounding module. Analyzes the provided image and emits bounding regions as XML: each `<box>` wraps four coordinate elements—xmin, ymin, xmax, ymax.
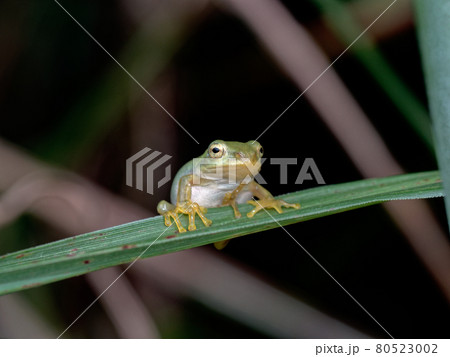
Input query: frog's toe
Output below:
<box><xmin>271</xmin><ymin>202</ymin><xmax>284</xmax><ymax>214</ymax></box>
<box><xmin>222</xmin><ymin>195</ymin><xmax>242</xmax><ymax>218</ymax></box>
<box><xmin>164</xmin><ymin>212</ymin><xmax>187</xmax><ymax>233</ymax></box>
<box><xmin>196</xmin><ymin>213</ymin><xmax>212</xmax><ymax>227</ymax></box>
<box><xmin>188</xmin><ymin>223</ymin><xmax>197</xmax><ymax>231</ymax></box>
<box><xmin>246</xmin><ymin>200</ymin><xmax>263</xmax><ymax>217</ymax></box>
<box><xmin>279</xmin><ymin>200</ymin><xmax>301</xmax><ymax>210</ymax></box>
<box><xmin>164</xmin><ymin>215</ymin><xmax>172</xmax><ymax>227</ymax></box>
<box><xmin>190</xmin><ymin>202</ymin><xmax>212</xmax><ymax>227</ymax></box>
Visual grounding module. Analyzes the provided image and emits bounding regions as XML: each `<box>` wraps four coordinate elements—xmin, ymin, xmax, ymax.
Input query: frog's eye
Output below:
<box><xmin>209</xmin><ymin>143</ymin><xmax>225</xmax><ymax>158</ymax></box>
<box><xmin>259</xmin><ymin>146</ymin><xmax>264</xmax><ymax>156</ymax></box>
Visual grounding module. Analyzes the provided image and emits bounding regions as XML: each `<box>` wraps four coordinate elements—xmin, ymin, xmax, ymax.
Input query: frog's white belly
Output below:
<box><xmin>190</xmin><ymin>184</ymin><xmax>252</xmax><ymax>208</ymax></box>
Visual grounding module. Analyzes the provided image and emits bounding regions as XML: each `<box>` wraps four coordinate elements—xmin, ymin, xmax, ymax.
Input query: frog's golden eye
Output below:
<box><xmin>209</xmin><ymin>143</ymin><xmax>225</xmax><ymax>158</ymax></box>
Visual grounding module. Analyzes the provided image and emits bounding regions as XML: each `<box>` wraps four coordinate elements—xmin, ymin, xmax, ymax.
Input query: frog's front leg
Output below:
<box><xmin>245</xmin><ymin>181</ymin><xmax>300</xmax><ymax>218</ymax></box>
<box><xmin>221</xmin><ymin>182</ymin><xmax>247</xmax><ymax>218</ymax></box>
<box><xmin>157</xmin><ymin>174</ymin><xmax>212</xmax><ymax>232</ymax></box>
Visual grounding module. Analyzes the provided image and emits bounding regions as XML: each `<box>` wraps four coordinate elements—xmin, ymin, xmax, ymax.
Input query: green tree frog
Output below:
<box><xmin>157</xmin><ymin>140</ymin><xmax>300</xmax><ymax>249</ymax></box>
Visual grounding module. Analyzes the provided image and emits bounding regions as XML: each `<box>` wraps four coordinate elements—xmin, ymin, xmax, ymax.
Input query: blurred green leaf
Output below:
<box><xmin>0</xmin><ymin>170</ymin><xmax>443</xmax><ymax>296</ymax></box>
<box><xmin>36</xmin><ymin>6</ymin><xmax>195</xmax><ymax>166</ymax></box>
<box><xmin>312</xmin><ymin>0</ymin><xmax>434</xmax><ymax>153</ymax></box>
<box><xmin>415</xmin><ymin>0</ymin><xmax>450</xmax><ymax>228</ymax></box>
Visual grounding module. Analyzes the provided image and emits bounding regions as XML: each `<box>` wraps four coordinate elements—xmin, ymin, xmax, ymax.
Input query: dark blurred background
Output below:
<box><xmin>0</xmin><ymin>0</ymin><xmax>449</xmax><ymax>338</ymax></box>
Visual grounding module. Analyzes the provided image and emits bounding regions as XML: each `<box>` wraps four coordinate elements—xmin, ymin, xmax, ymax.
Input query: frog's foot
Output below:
<box><xmin>177</xmin><ymin>200</ymin><xmax>212</xmax><ymax>231</ymax></box>
<box><xmin>162</xmin><ymin>210</ymin><xmax>187</xmax><ymax>233</ymax></box>
<box><xmin>246</xmin><ymin>198</ymin><xmax>300</xmax><ymax>218</ymax></box>
<box><xmin>157</xmin><ymin>200</ymin><xmax>185</xmax><ymax>233</ymax></box>
<box><xmin>157</xmin><ymin>200</ymin><xmax>212</xmax><ymax>233</ymax></box>
<box><xmin>222</xmin><ymin>192</ymin><xmax>242</xmax><ymax>218</ymax></box>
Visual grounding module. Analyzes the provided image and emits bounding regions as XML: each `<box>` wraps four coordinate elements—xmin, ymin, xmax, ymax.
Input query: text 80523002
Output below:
<box><xmin>375</xmin><ymin>344</ymin><xmax>438</xmax><ymax>354</ymax></box>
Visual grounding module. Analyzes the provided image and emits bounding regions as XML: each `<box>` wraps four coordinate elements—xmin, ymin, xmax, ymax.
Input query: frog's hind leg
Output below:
<box><xmin>245</xmin><ymin>181</ymin><xmax>300</xmax><ymax>218</ymax></box>
<box><xmin>214</xmin><ymin>239</ymin><xmax>230</xmax><ymax>250</ymax></box>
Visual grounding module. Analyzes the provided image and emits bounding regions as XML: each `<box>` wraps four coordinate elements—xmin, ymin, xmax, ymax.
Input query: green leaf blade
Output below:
<box><xmin>0</xmin><ymin>171</ymin><xmax>443</xmax><ymax>295</ymax></box>
<box><xmin>415</xmin><ymin>0</ymin><xmax>450</xmax><ymax>229</ymax></box>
